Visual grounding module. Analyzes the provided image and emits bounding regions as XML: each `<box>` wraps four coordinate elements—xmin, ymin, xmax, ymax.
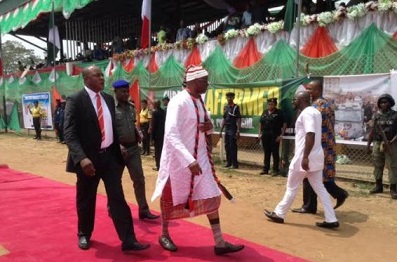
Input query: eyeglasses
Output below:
<box><xmin>379</xmin><ymin>100</ymin><xmax>389</xmax><ymax>104</ymax></box>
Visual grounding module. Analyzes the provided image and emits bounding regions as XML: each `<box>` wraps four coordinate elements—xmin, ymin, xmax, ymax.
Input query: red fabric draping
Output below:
<box><xmin>301</xmin><ymin>26</ymin><xmax>338</xmax><ymax>58</ymax></box>
<box><xmin>393</xmin><ymin>32</ymin><xmax>397</xmax><ymax>40</ymax></box>
<box><xmin>123</xmin><ymin>59</ymin><xmax>135</xmax><ymax>72</ymax></box>
<box><xmin>52</xmin><ymin>87</ymin><xmax>62</xmax><ymax>109</ymax></box>
<box><xmin>129</xmin><ymin>80</ymin><xmax>141</xmax><ymax>125</ymax></box>
<box><xmin>185</xmin><ymin>45</ymin><xmax>202</xmax><ymax>67</ymax></box>
<box><xmin>233</xmin><ymin>38</ymin><xmax>263</xmax><ymax>68</ymax></box>
<box><xmin>148</xmin><ymin>53</ymin><xmax>158</xmax><ymax>73</ymax></box>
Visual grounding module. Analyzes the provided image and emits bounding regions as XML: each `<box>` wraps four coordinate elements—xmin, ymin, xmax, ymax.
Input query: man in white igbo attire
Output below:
<box><xmin>151</xmin><ymin>65</ymin><xmax>244</xmax><ymax>255</ymax></box>
<box><xmin>264</xmin><ymin>91</ymin><xmax>339</xmax><ymax>229</ymax></box>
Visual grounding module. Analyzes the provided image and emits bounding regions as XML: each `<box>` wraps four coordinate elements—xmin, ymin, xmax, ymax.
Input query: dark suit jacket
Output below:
<box><xmin>64</xmin><ymin>89</ymin><xmax>123</xmax><ymax>173</ymax></box>
<box><xmin>151</xmin><ymin>107</ymin><xmax>165</xmax><ymax>141</ymax></box>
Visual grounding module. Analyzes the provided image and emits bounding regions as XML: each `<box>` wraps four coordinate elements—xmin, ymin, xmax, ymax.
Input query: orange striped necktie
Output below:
<box><xmin>96</xmin><ymin>93</ymin><xmax>105</xmax><ymax>141</ymax></box>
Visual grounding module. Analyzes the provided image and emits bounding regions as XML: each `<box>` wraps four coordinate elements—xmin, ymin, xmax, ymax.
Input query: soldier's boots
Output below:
<box><xmin>370</xmin><ymin>179</ymin><xmax>383</xmax><ymax>194</ymax></box>
<box><xmin>390</xmin><ymin>184</ymin><xmax>397</xmax><ymax>200</ymax></box>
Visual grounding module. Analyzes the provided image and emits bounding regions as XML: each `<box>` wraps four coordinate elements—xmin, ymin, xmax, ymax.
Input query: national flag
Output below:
<box><xmin>140</xmin><ymin>0</ymin><xmax>151</xmax><ymax>48</ymax></box>
<box><xmin>47</xmin><ymin>8</ymin><xmax>61</xmax><ymax>66</ymax></box>
<box><xmin>284</xmin><ymin>0</ymin><xmax>297</xmax><ymax>33</ymax></box>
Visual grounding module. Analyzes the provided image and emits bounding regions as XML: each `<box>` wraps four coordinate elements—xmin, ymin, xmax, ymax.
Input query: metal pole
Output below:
<box><xmin>148</xmin><ymin>0</ymin><xmax>152</xmax><ymax>90</ymax></box>
<box><xmin>295</xmin><ymin>0</ymin><xmax>302</xmax><ymax>77</ymax></box>
<box><xmin>51</xmin><ymin>0</ymin><xmax>57</xmax><ymax>89</ymax></box>
<box><xmin>0</xmin><ymin>27</ymin><xmax>7</xmax><ymax>133</ymax></box>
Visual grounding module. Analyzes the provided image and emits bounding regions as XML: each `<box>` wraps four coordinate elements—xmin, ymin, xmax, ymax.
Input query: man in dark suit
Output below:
<box><xmin>149</xmin><ymin>100</ymin><xmax>165</xmax><ymax>171</ymax></box>
<box><xmin>64</xmin><ymin>66</ymin><xmax>150</xmax><ymax>252</ymax></box>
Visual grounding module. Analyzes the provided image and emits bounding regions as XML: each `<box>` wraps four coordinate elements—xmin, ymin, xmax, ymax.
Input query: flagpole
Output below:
<box><xmin>295</xmin><ymin>0</ymin><xmax>302</xmax><ymax>77</ymax></box>
<box><xmin>148</xmin><ymin>0</ymin><xmax>152</xmax><ymax>96</ymax></box>
<box><xmin>0</xmin><ymin>26</ymin><xmax>7</xmax><ymax>133</ymax></box>
<box><xmin>51</xmin><ymin>0</ymin><xmax>57</xmax><ymax>90</ymax></box>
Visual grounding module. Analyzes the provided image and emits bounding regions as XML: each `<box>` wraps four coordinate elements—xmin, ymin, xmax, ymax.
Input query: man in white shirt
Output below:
<box><xmin>151</xmin><ymin>65</ymin><xmax>244</xmax><ymax>255</ymax></box>
<box><xmin>264</xmin><ymin>91</ymin><xmax>339</xmax><ymax>229</ymax></box>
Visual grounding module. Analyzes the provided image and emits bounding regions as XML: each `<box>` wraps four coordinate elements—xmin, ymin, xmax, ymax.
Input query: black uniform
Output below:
<box><xmin>259</xmin><ymin>108</ymin><xmax>285</xmax><ymax>174</ymax></box>
<box><xmin>222</xmin><ymin>103</ymin><xmax>241</xmax><ymax>168</ymax></box>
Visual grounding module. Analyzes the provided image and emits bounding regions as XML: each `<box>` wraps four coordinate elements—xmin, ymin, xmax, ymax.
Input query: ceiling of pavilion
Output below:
<box><xmin>1</xmin><ymin>0</ymin><xmax>287</xmax><ymax>42</ymax></box>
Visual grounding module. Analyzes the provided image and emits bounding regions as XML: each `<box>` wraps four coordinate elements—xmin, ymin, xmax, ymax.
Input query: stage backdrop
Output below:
<box><xmin>21</xmin><ymin>92</ymin><xmax>53</xmax><ymax>130</ymax></box>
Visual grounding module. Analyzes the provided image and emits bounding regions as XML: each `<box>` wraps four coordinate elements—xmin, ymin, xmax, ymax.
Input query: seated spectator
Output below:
<box><xmin>175</xmin><ymin>20</ymin><xmax>191</xmax><ymax>41</ymax></box>
<box><xmin>190</xmin><ymin>22</ymin><xmax>201</xmax><ymax>38</ymax></box>
<box><xmin>93</xmin><ymin>44</ymin><xmax>104</xmax><ymax>60</ymax></box>
<box><xmin>157</xmin><ymin>25</ymin><xmax>167</xmax><ymax>44</ymax></box>
<box><xmin>241</xmin><ymin>3</ymin><xmax>253</xmax><ymax>28</ymax></box>
<box><xmin>224</xmin><ymin>9</ymin><xmax>241</xmax><ymax>32</ymax></box>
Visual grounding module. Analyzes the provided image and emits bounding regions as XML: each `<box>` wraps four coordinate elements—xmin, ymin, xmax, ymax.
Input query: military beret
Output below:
<box><xmin>112</xmin><ymin>80</ymin><xmax>130</xmax><ymax>89</ymax></box>
<box><xmin>226</xmin><ymin>92</ymin><xmax>235</xmax><ymax>97</ymax></box>
<box><xmin>267</xmin><ymin>98</ymin><xmax>278</xmax><ymax>103</ymax></box>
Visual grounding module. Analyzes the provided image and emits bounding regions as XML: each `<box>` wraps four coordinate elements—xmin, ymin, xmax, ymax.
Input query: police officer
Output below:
<box><xmin>113</xmin><ymin>80</ymin><xmax>160</xmax><ymax>219</ymax></box>
<box><xmin>366</xmin><ymin>94</ymin><xmax>397</xmax><ymax>199</ymax></box>
<box><xmin>220</xmin><ymin>92</ymin><xmax>242</xmax><ymax>169</ymax></box>
<box><xmin>259</xmin><ymin>98</ymin><xmax>287</xmax><ymax>176</ymax></box>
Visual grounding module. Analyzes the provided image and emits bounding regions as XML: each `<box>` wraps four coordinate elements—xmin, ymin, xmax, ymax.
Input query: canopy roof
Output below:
<box><xmin>0</xmin><ymin>0</ymin><xmax>284</xmax><ymax>41</ymax></box>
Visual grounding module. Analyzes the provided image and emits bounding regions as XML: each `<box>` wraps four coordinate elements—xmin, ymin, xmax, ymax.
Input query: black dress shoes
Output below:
<box><xmin>291</xmin><ymin>207</ymin><xmax>317</xmax><ymax>214</ymax></box>
<box><xmin>139</xmin><ymin>212</ymin><xmax>160</xmax><ymax>220</ymax></box>
<box><xmin>334</xmin><ymin>191</ymin><xmax>349</xmax><ymax>209</ymax></box>
<box><xmin>259</xmin><ymin>170</ymin><xmax>269</xmax><ymax>175</ymax></box>
<box><xmin>224</xmin><ymin>164</ymin><xmax>231</xmax><ymax>168</ymax></box>
<box><xmin>264</xmin><ymin>209</ymin><xmax>284</xmax><ymax>223</ymax></box>
<box><xmin>122</xmin><ymin>241</ymin><xmax>150</xmax><ymax>253</ymax></box>
<box><xmin>78</xmin><ymin>236</ymin><xmax>90</xmax><ymax>250</ymax></box>
<box><xmin>214</xmin><ymin>242</ymin><xmax>245</xmax><ymax>256</ymax></box>
<box><xmin>158</xmin><ymin>235</ymin><xmax>177</xmax><ymax>252</ymax></box>
<box><xmin>316</xmin><ymin>221</ymin><xmax>340</xmax><ymax>229</ymax></box>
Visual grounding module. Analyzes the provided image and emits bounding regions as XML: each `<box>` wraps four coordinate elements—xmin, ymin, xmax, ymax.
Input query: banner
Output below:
<box><xmin>323</xmin><ymin>73</ymin><xmax>394</xmax><ymax>142</ymax></box>
<box><xmin>22</xmin><ymin>92</ymin><xmax>53</xmax><ymax>130</ymax></box>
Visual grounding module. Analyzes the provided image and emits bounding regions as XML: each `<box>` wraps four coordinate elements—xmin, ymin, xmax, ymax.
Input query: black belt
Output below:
<box><xmin>121</xmin><ymin>142</ymin><xmax>138</xmax><ymax>147</ymax></box>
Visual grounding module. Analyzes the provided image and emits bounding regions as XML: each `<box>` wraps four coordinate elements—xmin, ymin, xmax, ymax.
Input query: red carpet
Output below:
<box><xmin>0</xmin><ymin>166</ymin><xmax>306</xmax><ymax>262</ymax></box>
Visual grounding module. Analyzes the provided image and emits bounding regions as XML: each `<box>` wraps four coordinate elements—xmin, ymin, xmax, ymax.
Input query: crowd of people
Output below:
<box><xmin>26</xmin><ymin>59</ymin><xmax>395</xmax><ymax>257</ymax></box>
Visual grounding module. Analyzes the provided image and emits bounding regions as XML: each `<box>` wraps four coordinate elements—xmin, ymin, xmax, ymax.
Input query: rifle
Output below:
<box><xmin>377</xmin><ymin>125</ymin><xmax>393</xmax><ymax>157</ymax></box>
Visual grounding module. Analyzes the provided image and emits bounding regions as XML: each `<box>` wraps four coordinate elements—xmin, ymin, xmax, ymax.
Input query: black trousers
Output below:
<box><xmin>76</xmin><ymin>149</ymin><xmax>136</xmax><ymax>244</ymax></box>
<box><xmin>153</xmin><ymin>136</ymin><xmax>164</xmax><ymax>169</ymax></box>
<box><xmin>140</xmin><ymin>122</ymin><xmax>150</xmax><ymax>154</ymax></box>
<box><xmin>33</xmin><ymin>117</ymin><xmax>41</xmax><ymax>139</ymax></box>
<box><xmin>302</xmin><ymin>177</ymin><xmax>347</xmax><ymax>212</ymax></box>
<box><xmin>224</xmin><ymin>132</ymin><xmax>238</xmax><ymax>167</ymax></box>
<box><xmin>261</xmin><ymin>134</ymin><xmax>280</xmax><ymax>172</ymax></box>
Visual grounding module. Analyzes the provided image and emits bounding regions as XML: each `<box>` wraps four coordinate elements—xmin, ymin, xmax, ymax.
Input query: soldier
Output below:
<box><xmin>366</xmin><ymin>94</ymin><xmax>397</xmax><ymax>199</ymax></box>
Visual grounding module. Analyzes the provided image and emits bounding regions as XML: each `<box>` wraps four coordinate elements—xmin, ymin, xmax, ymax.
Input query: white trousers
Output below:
<box><xmin>274</xmin><ymin>169</ymin><xmax>337</xmax><ymax>223</ymax></box>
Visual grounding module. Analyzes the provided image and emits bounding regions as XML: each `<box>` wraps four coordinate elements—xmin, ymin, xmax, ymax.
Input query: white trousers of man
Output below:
<box><xmin>274</xmin><ymin>169</ymin><xmax>337</xmax><ymax>223</ymax></box>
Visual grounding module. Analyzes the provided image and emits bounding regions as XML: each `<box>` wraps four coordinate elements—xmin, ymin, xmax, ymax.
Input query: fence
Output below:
<box><xmin>212</xmin><ymin>134</ymin><xmax>376</xmax><ymax>183</ymax></box>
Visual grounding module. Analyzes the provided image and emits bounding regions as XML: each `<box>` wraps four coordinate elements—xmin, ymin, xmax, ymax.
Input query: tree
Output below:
<box><xmin>1</xmin><ymin>40</ymin><xmax>44</xmax><ymax>75</ymax></box>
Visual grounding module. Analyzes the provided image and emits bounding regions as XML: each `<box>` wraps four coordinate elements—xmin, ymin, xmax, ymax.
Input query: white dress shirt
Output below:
<box><xmin>84</xmin><ymin>86</ymin><xmax>113</xmax><ymax>149</ymax></box>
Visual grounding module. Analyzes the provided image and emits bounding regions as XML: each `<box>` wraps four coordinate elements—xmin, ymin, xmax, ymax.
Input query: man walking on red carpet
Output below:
<box><xmin>64</xmin><ymin>66</ymin><xmax>150</xmax><ymax>252</ymax></box>
<box><xmin>151</xmin><ymin>65</ymin><xmax>244</xmax><ymax>255</ymax></box>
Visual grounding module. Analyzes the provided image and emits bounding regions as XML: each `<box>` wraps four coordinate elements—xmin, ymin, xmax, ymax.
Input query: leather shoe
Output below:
<box><xmin>259</xmin><ymin>170</ymin><xmax>268</xmax><ymax>175</ymax></box>
<box><xmin>214</xmin><ymin>241</ymin><xmax>244</xmax><ymax>256</ymax></box>
<box><xmin>264</xmin><ymin>209</ymin><xmax>284</xmax><ymax>223</ymax></box>
<box><xmin>158</xmin><ymin>235</ymin><xmax>177</xmax><ymax>252</ymax></box>
<box><xmin>334</xmin><ymin>191</ymin><xmax>349</xmax><ymax>209</ymax></box>
<box><xmin>291</xmin><ymin>207</ymin><xmax>316</xmax><ymax>214</ymax></box>
<box><xmin>152</xmin><ymin>167</ymin><xmax>159</xmax><ymax>171</ymax></box>
<box><xmin>139</xmin><ymin>212</ymin><xmax>160</xmax><ymax>220</ymax></box>
<box><xmin>78</xmin><ymin>236</ymin><xmax>90</xmax><ymax>250</ymax></box>
<box><xmin>122</xmin><ymin>241</ymin><xmax>150</xmax><ymax>252</ymax></box>
<box><xmin>224</xmin><ymin>164</ymin><xmax>231</xmax><ymax>168</ymax></box>
<box><xmin>316</xmin><ymin>221</ymin><xmax>339</xmax><ymax>229</ymax></box>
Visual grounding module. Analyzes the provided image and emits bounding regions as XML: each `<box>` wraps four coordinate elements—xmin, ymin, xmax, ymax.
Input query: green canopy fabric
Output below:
<box><xmin>0</xmin><ymin>0</ymin><xmax>92</xmax><ymax>34</ymax></box>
